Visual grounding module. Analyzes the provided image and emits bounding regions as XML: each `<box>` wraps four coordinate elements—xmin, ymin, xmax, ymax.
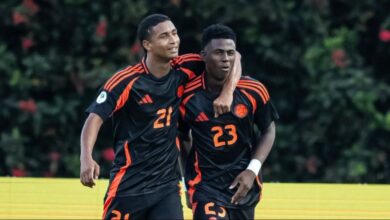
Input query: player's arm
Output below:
<box><xmin>80</xmin><ymin>113</ymin><xmax>103</xmax><ymax>188</ymax></box>
<box><xmin>213</xmin><ymin>51</ymin><xmax>242</xmax><ymax>117</ymax></box>
<box><xmin>250</xmin><ymin>122</ymin><xmax>276</xmax><ymax>168</ymax></box>
<box><xmin>80</xmin><ymin>67</ymin><xmax>140</xmax><ymax>188</ymax></box>
<box><xmin>230</xmin><ymin>123</ymin><xmax>275</xmax><ymax>204</ymax></box>
<box><xmin>230</xmin><ymin>80</ymin><xmax>278</xmax><ymax>204</ymax></box>
<box><xmin>175</xmin><ymin>52</ymin><xmax>242</xmax><ymax>116</ymax></box>
<box><xmin>178</xmin><ymin>116</ymin><xmax>193</xmax><ymax>209</ymax></box>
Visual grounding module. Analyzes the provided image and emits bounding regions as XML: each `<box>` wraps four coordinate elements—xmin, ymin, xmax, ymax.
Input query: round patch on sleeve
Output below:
<box><xmin>96</xmin><ymin>91</ymin><xmax>107</xmax><ymax>104</ymax></box>
<box><xmin>234</xmin><ymin>104</ymin><xmax>248</xmax><ymax>118</ymax></box>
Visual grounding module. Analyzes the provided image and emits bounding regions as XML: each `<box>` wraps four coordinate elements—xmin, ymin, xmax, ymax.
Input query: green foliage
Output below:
<box><xmin>0</xmin><ymin>0</ymin><xmax>389</xmax><ymax>182</ymax></box>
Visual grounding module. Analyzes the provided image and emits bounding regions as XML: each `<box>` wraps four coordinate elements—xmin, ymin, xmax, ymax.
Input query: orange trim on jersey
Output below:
<box><xmin>185</xmin><ymin>80</ymin><xmax>201</xmax><ymax>90</ymax></box>
<box><xmin>238</xmin><ymin>80</ymin><xmax>269</xmax><ymax>97</ymax></box>
<box><xmin>174</xmin><ymin>54</ymin><xmax>201</xmax><ymax>64</ymax></box>
<box><xmin>182</xmin><ymin>93</ymin><xmax>195</xmax><ymax>106</ymax></box>
<box><xmin>180</xmin><ymin>67</ymin><xmax>197</xmax><ymax>80</ymax></box>
<box><xmin>184</xmin><ymin>83</ymin><xmax>202</xmax><ymax>94</ymax></box>
<box><xmin>184</xmin><ymin>82</ymin><xmax>202</xmax><ymax>93</ymax></box>
<box><xmin>179</xmin><ymin>53</ymin><xmax>200</xmax><ymax>59</ymax></box>
<box><xmin>237</xmin><ymin>84</ymin><xmax>268</xmax><ymax>104</ymax></box>
<box><xmin>239</xmin><ymin>80</ymin><xmax>270</xmax><ymax>100</ymax></box>
<box><xmin>103</xmin><ymin>65</ymin><xmax>134</xmax><ymax>90</ymax></box>
<box><xmin>112</xmin><ymin>76</ymin><xmax>139</xmax><ymax>114</ymax></box>
<box><xmin>104</xmin><ymin>66</ymin><xmax>142</xmax><ymax>92</ymax></box>
<box><xmin>176</xmin><ymin>137</ymin><xmax>181</xmax><ymax>151</ymax></box>
<box><xmin>241</xmin><ymin>81</ymin><xmax>270</xmax><ymax>100</ymax></box>
<box><xmin>104</xmin><ymin>64</ymin><xmax>142</xmax><ymax>91</ymax></box>
<box><xmin>256</xmin><ymin>176</ymin><xmax>263</xmax><ymax>201</ymax></box>
<box><xmin>257</xmin><ymin>82</ymin><xmax>270</xmax><ymax>100</ymax></box>
<box><xmin>102</xmin><ymin>141</ymin><xmax>132</xmax><ymax>219</ymax></box>
<box><xmin>141</xmin><ymin>58</ymin><xmax>150</xmax><ymax>74</ymax></box>
<box><xmin>188</xmin><ymin>152</ymin><xmax>202</xmax><ymax>204</ymax></box>
<box><xmin>180</xmin><ymin>93</ymin><xmax>195</xmax><ymax>118</ymax></box>
<box><xmin>185</xmin><ymin>77</ymin><xmax>202</xmax><ymax>89</ymax></box>
<box><xmin>184</xmin><ymin>81</ymin><xmax>202</xmax><ymax>92</ymax></box>
<box><xmin>179</xmin><ymin>105</ymin><xmax>186</xmax><ymax>119</ymax></box>
<box><xmin>177</xmin><ymin>57</ymin><xmax>202</xmax><ymax>64</ymax></box>
<box><xmin>240</xmin><ymin>89</ymin><xmax>257</xmax><ymax>113</ymax></box>
<box><xmin>192</xmin><ymin>202</ymin><xmax>198</xmax><ymax>215</ymax></box>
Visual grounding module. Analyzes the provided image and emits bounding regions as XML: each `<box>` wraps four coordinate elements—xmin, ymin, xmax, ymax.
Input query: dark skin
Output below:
<box><xmin>181</xmin><ymin>38</ymin><xmax>276</xmax><ymax>207</ymax></box>
<box><xmin>142</xmin><ymin>20</ymin><xmax>241</xmax><ymax>115</ymax></box>
<box><xmin>229</xmin><ymin>122</ymin><xmax>275</xmax><ymax>204</ymax></box>
<box><xmin>80</xmin><ymin>21</ymin><xmax>241</xmax><ymax>188</ymax></box>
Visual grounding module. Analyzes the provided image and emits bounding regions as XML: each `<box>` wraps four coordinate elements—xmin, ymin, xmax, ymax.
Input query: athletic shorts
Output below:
<box><xmin>103</xmin><ymin>190</ymin><xmax>183</xmax><ymax>220</ymax></box>
<box><xmin>192</xmin><ymin>200</ymin><xmax>255</xmax><ymax>220</ymax></box>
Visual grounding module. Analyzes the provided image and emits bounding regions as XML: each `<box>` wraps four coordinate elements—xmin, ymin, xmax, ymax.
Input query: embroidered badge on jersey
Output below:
<box><xmin>233</xmin><ymin>103</ymin><xmax>248</xmax><ymax>118</ymax></box>
<box><xmin>96</xmin><ymin>91</ymin><xmax>107</xmax><ymax>104</ymax></box>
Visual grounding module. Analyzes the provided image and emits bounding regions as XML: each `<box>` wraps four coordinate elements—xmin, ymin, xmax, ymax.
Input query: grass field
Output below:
<box><xmin>0</xmin><ymin>177</ymin><xmax>389</xmax><ymax>219</ymax></box>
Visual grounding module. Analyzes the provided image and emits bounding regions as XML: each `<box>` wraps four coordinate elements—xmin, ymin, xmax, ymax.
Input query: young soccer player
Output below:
<box><xmin>180</xmin><ymin>24</ymin><xmax>279</xmax><ymax>220</ymax></box>
<box><xmin>80</xmin><ymin>14</ymin><xmax>241</xmax><ymax>220</ymax></box>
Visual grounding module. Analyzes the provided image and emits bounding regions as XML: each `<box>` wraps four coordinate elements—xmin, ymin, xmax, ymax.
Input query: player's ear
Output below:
<box><xmin>142</xmin><ymin>40</ymin><xmax>151</xmax><ymax>52</ymax></box>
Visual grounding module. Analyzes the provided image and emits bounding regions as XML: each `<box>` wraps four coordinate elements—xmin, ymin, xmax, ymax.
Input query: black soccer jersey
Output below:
<box><xmin>86</xmin><ymin>54</ymin><xmax>204</xmax><ymax>213</ymax></box>
<box><xmin>180</xmin><ymin>74</ymin><xmax>279</xmax><ymax>209</ymax></box>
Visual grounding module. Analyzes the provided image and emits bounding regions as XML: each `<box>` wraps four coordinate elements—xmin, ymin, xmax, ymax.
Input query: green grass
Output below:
<box><xmin>0</xmin><ymin>177</ymin><xmax>389</xmax><ymax>219</ymax></box>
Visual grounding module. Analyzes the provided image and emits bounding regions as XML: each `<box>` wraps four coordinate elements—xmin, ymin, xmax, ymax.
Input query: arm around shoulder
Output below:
<box><xmin>213</xmin><ymin>51</ymin><xmax>242</xmax><ymax>116</ymax></box>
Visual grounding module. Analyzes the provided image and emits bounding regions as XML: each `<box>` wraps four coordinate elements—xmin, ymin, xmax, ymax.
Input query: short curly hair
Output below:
<box><xmin>201</xmin><ymin>24</ymin><xmax>236</xmax><ymax>49</ymax></box>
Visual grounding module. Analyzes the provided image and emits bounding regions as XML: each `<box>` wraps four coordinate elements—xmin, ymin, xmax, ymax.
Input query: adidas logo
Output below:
<box><xmin>195</xmin><ymin>112</ymin><xmax>209</xmax><ymax>122</ymax></box>
<box><xmin>138</xmin><ymin>94</ymin><xmax>153</xmax><ymax>104</ymax></box>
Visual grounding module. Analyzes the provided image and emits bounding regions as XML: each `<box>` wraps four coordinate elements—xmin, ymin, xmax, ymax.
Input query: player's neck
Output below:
<box><xmin>145</xmin><ymin>55</ymin><xmax>171</xmax><ymax>78</ymax></box>
<box><xmin>205</xmin><ymin>72</ymin><xmax>225</xmax><ymax>95</ymax></box>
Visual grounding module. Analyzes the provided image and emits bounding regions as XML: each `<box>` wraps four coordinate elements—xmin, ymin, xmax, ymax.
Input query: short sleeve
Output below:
<box><xmin>254</xmin><ymin>98</ymin><xmax>279</xmax><ymax>131</ymax></box>
<box><xmin>171</xmin><ymin>53</ymin><xmax>205</xmax><ymax>83</ymax></box>
<box><xmin>238</xmin><ymin>78</ymin><xmax>279</xmax><ymax>131</ymax></box>
<box><xmin>86</xmin><ymin>65</ymin><xmax>141</xmax><ymax>121</ymax></box>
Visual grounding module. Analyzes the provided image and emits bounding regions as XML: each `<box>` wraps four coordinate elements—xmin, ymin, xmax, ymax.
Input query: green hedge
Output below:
<box><xmin>1</xmin><ymin>0</ymin><xmax>389</xmax><ymax>182</ymax></box>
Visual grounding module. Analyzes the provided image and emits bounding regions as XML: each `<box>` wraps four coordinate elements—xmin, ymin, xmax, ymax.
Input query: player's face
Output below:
<box><xmin>202</xmin><ymin>39</ymin><xmax>236</xmax><ymax>81</ymax></box>
<box><xmin>143</xmin><ymin>20</ymin><xmax>180</xmax><ymax>60</ymax></box>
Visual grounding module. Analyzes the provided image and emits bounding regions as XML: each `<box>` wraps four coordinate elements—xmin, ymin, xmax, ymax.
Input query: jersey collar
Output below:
<box><xmin>141</xmin><ymin>57</ymin><xmax>150</xmax><ymax>74</ymax></box>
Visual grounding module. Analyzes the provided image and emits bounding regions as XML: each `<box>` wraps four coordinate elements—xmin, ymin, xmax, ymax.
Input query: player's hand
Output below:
<box><xmin>213</xmin><ymin>92</ymin><xmax>233</xmax><ymax>117</ymax></box>
<box><xmin>80</xmin><ymin>156</ymin><xmax>100</xmax><ymax>188</ymax></box>
<box><xmin>185</xmin><ymin>191</ymin><xmax>192</xmax><ymax>209</ymax></box>
<box><xmin>229</xmin><ymin>170</ymin><xmax>256</xmax><ymax>204</ymax></box>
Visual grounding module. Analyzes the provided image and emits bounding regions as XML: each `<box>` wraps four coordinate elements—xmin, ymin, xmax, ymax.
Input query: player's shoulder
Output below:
<box><xmin>183</xmin><ymin>74</ymin><xmax>204</xmax><ymax>95</ymax></box>
<box><xmin>237</xmin><ymin>76</ymin><xmax>270</xmax><ymax>104</ymax></box>
<box><xmin>103</xmin><ymin>62</ymin><xmax>145</xmax><ymax>91</ymax></box>
<box><xmin>238</xmin><ymin>76</ymin><xmax>265</xmax><ymax>86</ymax></box>
<box><xmin>171</xmin><ymin>53</ymin><xmax>202</xmax><ymax>66</ymax></box>
<box><xmin>181</xmin><ymin>74</ymin><xmax>204</xmax><ymax>104</ymax></box>
<box><xmin>238</xmin><ymin>76</ymin><xmax>269</xmax><ymax>90</ymax></box>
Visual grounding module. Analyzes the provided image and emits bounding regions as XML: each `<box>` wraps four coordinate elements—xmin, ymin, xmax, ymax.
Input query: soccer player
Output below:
<box><xmin>79</xmin><ymin>14</ymin><xmax>241</xmax><ymax>220</ymax></box>
<box><xmin>179</xmin><ymin>24</ymin><xmax>279</xmax><ymax>220</ymax></box>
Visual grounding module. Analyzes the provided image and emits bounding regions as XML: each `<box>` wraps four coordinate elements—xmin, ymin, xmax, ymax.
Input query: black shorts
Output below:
<box><xmin>103</xmin><ymin>190</ymin><xmax>183</xmax><ymax>220</ymax></box>
<box><xmin>192</xmin><ymin>200</ymin><xmax>254</xmax><ymax>220</ymax></box>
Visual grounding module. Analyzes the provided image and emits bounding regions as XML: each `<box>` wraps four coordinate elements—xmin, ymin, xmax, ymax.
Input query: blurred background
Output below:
<box><xmin>0</xmin><ymin>0</ymin><xmax>389</xmax><ymax>183</ymax></box>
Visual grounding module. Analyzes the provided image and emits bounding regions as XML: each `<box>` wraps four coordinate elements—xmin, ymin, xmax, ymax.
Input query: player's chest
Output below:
<box><xmin>127</xmin><ymin>74</ymin><xmax>185</xmax><ymax>113</ymax></box>
<box><xmin>188</xmin><ymin>93</ymin><xmax>252</xmax><ymax>126</ymax></box>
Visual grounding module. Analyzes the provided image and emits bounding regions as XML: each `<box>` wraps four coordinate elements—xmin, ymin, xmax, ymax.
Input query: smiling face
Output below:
<box><xmin>202</xmin><ymin>38</ymin><xmax>236</xmax><ymax>82</ymax></box>
<box><xmin>142</xmin><ymin>20</ymin><xmax>180</xmax><ymax>61</ymax></box>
